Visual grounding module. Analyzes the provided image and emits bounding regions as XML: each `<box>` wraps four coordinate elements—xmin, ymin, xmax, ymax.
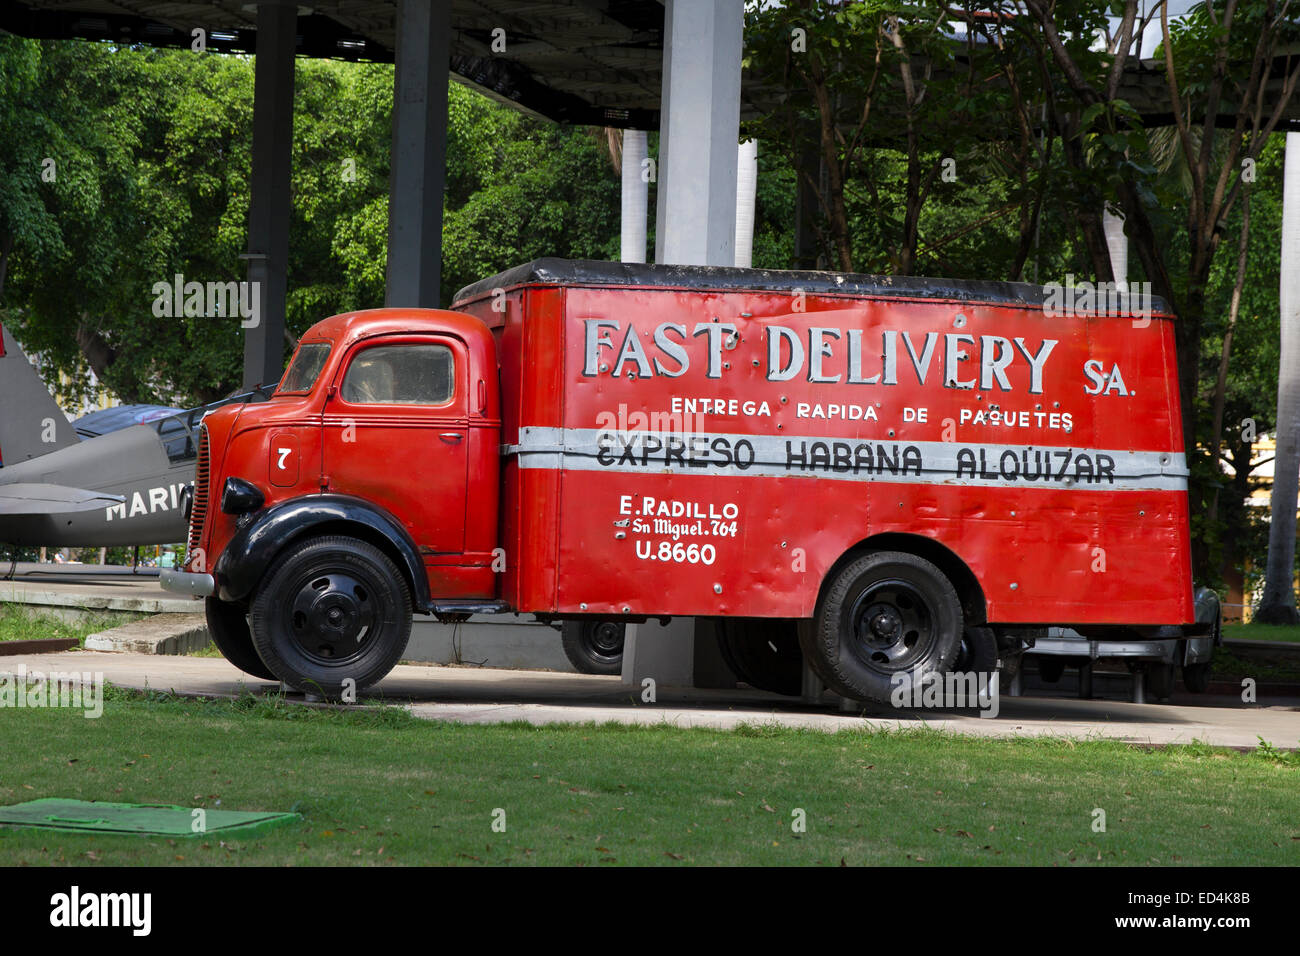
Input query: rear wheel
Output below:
<box><xmin>715</xmin><ymin>618</ymin><xmax>803</xmax><ymax>696</ymax></box>
<box><xmin>954</xmin><ymin>626</ymin><xmax>998</xmax><ymax>675</ymax></box>
<box><xmin>205</xmin><ymin>597</ymin><xmax>277</xmax><ymax>681</ymax></box>
<box><xmin>1183</xmin><ymin>610</ymin><xmax>1219</xmax><ymax>694</ymax></box>
<box><xmin>250</xmin><ymin>535</ymin><xmax>412</xmax><ymax>698</ymax></box>
<box><xmin>561</xmin><ymin>621</ymin><xmax>625</xmax><ymax>675</ymax></box>
<box><xmin>1037</xmin><ymin>656</ymin><xmax>1066</xmax><ymax>683</ymax></box>
<box><xmin>1146</xmin><ymin>661</ymin><xmax>1175</xmax><ymax>701</ymax></box>
<box><xmin>800</xmin><ymin>551</ymin><xmax>962</xmax><ymax>704</ymax></box>
<box><xmin>1182</xmin><ymin>661</ymin><xmax>1211</xmax><ymax>693</ymax></box>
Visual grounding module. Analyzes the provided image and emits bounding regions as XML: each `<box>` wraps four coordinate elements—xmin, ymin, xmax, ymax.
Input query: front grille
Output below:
<box><xmin>187</xmin><ymin>425</ymin><xmax>210</xmax><ymax>562</ymax></box>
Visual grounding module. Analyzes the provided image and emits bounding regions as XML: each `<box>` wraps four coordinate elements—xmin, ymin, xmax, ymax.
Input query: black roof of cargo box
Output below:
<box><xmin>452</xmin><ymin>259</ymin><xmax>1171</xmax><ymax>315</ymax></box>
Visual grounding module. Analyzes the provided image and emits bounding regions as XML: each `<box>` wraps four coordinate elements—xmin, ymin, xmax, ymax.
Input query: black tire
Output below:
<box><xmin>205</xmin><ymin>596</ymin><xmax>278</xmax><ymax>682</ymax></box>
<box><xmin>1182</xmin><ymin>661</ymin><xmax>1211</xmax><ymax>694</ymax></box>
<box><xmin>954</xmin><ymin>626</ymin><xmax>998</xmax><ymax>676</ymax></box>
<box><xmin>1147</xmin><ymin>661</ymin><xmax>1175</xmax><ymax>701</ymax></box>
<box><xmin>561</xmin><ymin>621</ymin><xmax>625</xmax><ymax>675</ymax></box>
<box><xmin>799</xmin><ymin>551</ymin><xmax>962</xmax><ymax>704</ymax></box>
<box><xmin>1183</xmin><ymin>609</ymin><xmax>1219</xmax><ymax>694</ymax></box>
<box><xmin>1037</xmin><ymin>656</ymin><xmax>1066</xmax><ymax>683</ymax></box>
<box><xmin>715</xmin><ymin>618</ymin><xmax>803</xmax><ymax>696</ymax></box>
<box><xmin>249</xmin><ymin>535</ymin><xmax>412</xmax><ymax>698</ymax></box>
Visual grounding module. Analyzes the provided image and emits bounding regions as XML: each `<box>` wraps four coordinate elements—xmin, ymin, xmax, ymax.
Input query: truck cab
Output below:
<box><xmin>164</xmin><ymin>308</ymin><xmax>501</xmax><ymax>692</ymax></box>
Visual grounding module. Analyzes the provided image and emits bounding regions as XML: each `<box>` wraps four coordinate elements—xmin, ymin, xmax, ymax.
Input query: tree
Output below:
<box><xmin>439</xmin><ymin>87</ymin><xmax>620</xmax><ymax>302</ymax></box>
<box><xmin>2</xmin><ymin>41</ymin><xmax>252</xmax><ymax>406</ymax></box>
<box><xmin>1196</xmin><ymin>134</ymin><xmax>1285</xmax><ymax>591</ymax></box>
<box><xmin>0</xmin><ymin>41</ymin><xmax>623</xmax><ymax>406</ymax></box>
<box><xmin>0</xmin><ymin>37</ymin><xmax>63</xmax><ymax>302</ymax></box>
<box><xmin>746</xmin><ymin>0</ymin><xmax>1010</xmax><ymax>274</ymax></box>
<box><xmin>1018</xmin><ymin>2</ymin><xmax>1299</xmax><ymax>540</ymax></box>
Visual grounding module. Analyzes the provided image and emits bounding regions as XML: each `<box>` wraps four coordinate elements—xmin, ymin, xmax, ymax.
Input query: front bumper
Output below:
<box><xmin>160</xmin><ymin>569</ymin><xmax>215</xmax><ymax>598</ymax></box>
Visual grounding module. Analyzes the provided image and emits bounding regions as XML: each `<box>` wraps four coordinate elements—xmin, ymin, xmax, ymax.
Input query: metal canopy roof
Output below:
<box><xmin>2</xmin><ymin>1</ymin><xmax>1297</xmax><ymax>132</ymax></box>
<box><xmin>0</xmin><ymin>0</ymin><xmax>669</xmax><ymax>128</ymax></box>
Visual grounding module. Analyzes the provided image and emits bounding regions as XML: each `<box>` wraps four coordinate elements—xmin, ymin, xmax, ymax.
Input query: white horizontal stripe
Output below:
<box><xmin>509</xmin><ymin>426</ymin><xmax>1187</xmax><ymax>492</ymax></box>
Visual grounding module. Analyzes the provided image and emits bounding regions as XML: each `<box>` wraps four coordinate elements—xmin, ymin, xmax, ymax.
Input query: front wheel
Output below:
<box><xmin>205</xmin><ymin>597</ymin><xmax>278</xmax><ymax>682</ymax></box>
<box><xmin>800</xmin><ymin>551</ymin><xmax>962</xmax><ymax>704</ymax></box>
<box><xmin>250</xmin><ymin>535</ymin><xmax>412</xmax><ymax>698</ymax></box>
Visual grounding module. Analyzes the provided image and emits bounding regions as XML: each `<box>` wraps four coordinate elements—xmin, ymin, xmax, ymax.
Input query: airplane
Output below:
<box><xmin>0</xmin><ymin>322</ymin><xmax>267</xmax><ymax>551</ymax></box>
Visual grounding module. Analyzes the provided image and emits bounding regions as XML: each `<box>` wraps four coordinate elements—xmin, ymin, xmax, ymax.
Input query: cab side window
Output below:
<box><xmin>341</xmin><ymin>344</ymin><xmax>455</xmax><ymax>405</ymax></box>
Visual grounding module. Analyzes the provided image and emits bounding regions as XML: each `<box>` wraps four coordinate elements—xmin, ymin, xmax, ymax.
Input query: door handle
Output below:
<box><xmin>439</xmin><ymin>432</ymin><xmax>464</xmax><ymax>443</ymax></box>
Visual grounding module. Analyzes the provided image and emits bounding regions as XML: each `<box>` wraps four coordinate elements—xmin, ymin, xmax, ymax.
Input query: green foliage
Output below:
<box><xmin>0</xmin><ymin>43</ymin><xmax>622</xmax><ymax>406</ymax></box>
<box><xmin>2</xmin><ymin>42</ymin><xmax>258</xmax><ymax>405</ymax></box>
<box><xmin>440</xmin><ymin>90</ymin><xmax>619</xmax><ymax>302</ymax></box>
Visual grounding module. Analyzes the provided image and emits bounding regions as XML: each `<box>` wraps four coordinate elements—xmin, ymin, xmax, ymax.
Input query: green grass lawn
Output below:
<box><xmin>0</xmin><ymin>604</ymin><xmax>143</xmax><ymax>645</ymax></box>
<box><xmin>0</xmin><ymin>688</ymin><xmax>1296</xmax><ymax>866</ymax></box>
<box><xmin>1224</xmin><ymin>622</ymin><xmax>1300</xmax><ymax>644</ymax></box>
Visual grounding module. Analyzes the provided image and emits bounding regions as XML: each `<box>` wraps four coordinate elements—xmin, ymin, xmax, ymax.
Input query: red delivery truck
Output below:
<box><xmin>162</xmin><ymin>259</ymin><xmax>1197</xmax><ymax>704</ymax></box>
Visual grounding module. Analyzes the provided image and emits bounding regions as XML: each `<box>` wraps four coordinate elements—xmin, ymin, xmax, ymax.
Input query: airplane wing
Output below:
<box><xmin>0</xmin><ymin>483</ymin><xmax>125</xmax><ymax>515</ymax></box>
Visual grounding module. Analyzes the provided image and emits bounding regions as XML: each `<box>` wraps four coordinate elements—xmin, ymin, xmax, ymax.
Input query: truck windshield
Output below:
<box><xmin>278</xmin><ymin>343</ymin><xmax>331</xmax><ymax>394</ymax></box>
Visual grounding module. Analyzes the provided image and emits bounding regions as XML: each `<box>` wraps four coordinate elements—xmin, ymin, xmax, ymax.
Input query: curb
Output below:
<box><xmin>84</xmin><ymin>613</ymin><xmax>210</xmax><ymax>655</ymax></box>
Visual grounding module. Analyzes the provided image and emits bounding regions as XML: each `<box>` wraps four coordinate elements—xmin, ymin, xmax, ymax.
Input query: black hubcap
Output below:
<box><xmin>287</xmin><ymin>571</ymin><xmax>376</xmax><ymax>665</ymax></box>
<box><xmin>848</xmin><ymin>579</ymin><xmax>936</xmax><ymax>672</ymax></box>
<box><xmin>585</xmin><ymin>622</ymin><xmax>625</xmax><ymax>661</ymax></box>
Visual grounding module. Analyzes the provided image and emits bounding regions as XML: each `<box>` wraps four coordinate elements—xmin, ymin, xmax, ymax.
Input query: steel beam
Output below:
<box><xmin>242</xmin><ymin>0</ymin><xmax>296</xmax><ymax>391</ymax></box>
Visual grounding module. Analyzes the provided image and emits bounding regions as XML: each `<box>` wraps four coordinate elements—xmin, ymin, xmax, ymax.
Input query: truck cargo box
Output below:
<box><xmin>454</xmin><ymin>259</ymin><xmax>1193</xmax><ymax>628</ymax></box>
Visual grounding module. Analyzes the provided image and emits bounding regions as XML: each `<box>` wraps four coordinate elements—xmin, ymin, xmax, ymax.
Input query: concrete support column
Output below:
<box><xmin>242</xmin><ymin>0</ymin><xmax>296</xmax><ymax>390</ymax></box>
<box><xmin>654</xmin><ymin>0</ymin><xmax>744</xmax><ymax>266</ymax></box>
<box><xmin>622</xmin><ymin>618</ymin><xmax>696</xmax><ymax>690</ymax></box>
<box><xmin>1259</xmin><ymin>132</ymin><xmax>1300</xmax><ymax>619</ymax></box>
<box><xmin>386</xmin><ymin>0</ymin><xmax>451</xmax><ymax>308</ymax></box>
<box><xmin>625</xmin><ymin>0</ymin><xmax>744</xmax><ymax>695</ymax></box>
<box><xmin>1103</xmin><ymin>203</ymin><xmax>1127</xmax><ymax>286</ymax></box>
<box><xmin>621</xmin><ymin>130</ymin><xmax>649</xmax><ymax>263</ymax></box>
<box><xmin>734</xmin><ymin>139</ymin><xmax>758</xmax><ymax>268</ymax></box>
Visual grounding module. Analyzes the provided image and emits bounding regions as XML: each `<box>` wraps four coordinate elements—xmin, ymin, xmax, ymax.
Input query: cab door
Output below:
<box><xmin>322</xmin><ymin>335</ymin><xmax>468</xmax><ymax>554</ymax></box>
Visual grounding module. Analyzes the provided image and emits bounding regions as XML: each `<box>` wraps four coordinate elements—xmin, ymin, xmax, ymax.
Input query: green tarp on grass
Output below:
<box><xmin>0</xmin><ymin>798</ymin><xmax>300</xmax><ymax>837</ymax></box>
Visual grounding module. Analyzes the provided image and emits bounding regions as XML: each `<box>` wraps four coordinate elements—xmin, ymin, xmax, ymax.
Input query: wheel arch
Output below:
<box><xmin>819</xmin><ymin>532</ymin><xmax>987</xmax><ymax>626</ymax></box>
<box><xmin>214</xmin><ymin>494</ymin><xmax>430</xmax><ymax>610</ymax></box>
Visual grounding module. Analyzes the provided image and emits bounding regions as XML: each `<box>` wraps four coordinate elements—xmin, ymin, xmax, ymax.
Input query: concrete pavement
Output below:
<box><xmin>2</xmin><ymin>650</ymin><xmax>1297</xmax><ymax>749</ymax></box>
<box><xmin>1</xmin><ymin>563</ymin><xmax>196</xmax><ymax>617</ymax></box>
<box><xmin>2</xmin><ymin>563</ymin><xmax>581</xmax><ymax>668</ymax></box>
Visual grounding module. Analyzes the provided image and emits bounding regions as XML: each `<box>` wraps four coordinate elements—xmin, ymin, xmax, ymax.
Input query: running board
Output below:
<box><xmin>427</xmin><ymin>600</ymin><xmax>511</xmax><ymax>615</ymax></box>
